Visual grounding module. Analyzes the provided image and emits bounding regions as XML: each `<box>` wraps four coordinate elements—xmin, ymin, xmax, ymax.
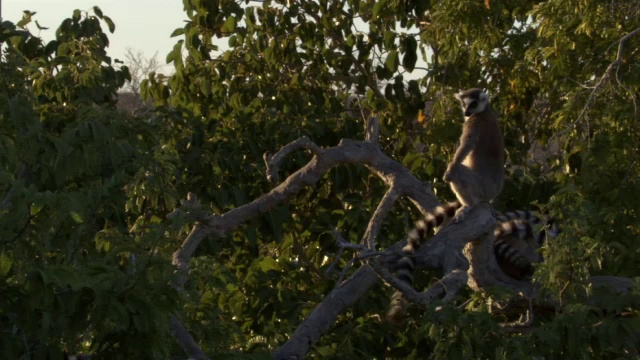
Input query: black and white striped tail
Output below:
<box><xmin>493</xmin><ymin>216</ymin><xmax>559</xmax><ymax>280</ymax></box>
<box><xmin>387</xmin><ymin>204</ymin><xmax>559</xmax><ymax>321</ymax></box>
<box><xmin>387</xmin><ymin>201</ymin><xmax>460</xmax><ymax>322</ymax></box>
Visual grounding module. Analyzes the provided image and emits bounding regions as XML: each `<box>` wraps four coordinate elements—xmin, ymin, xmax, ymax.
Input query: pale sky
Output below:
<box><xmin>3</xmin><ymin>0</ymin><xmax>188</xmax><ymax>73</ymax></box>
<box><xmin>2</xmin><ymin>1</ymin><xmax>429</xmax><ymax>79</ymax></box>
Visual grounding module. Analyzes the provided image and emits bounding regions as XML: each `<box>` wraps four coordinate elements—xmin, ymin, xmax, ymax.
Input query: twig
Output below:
<box><xmin>332</xmin><ymin>229</ymin><xmax>369</xmax><ymax>251</ymax></box>
<box><xmin>263</xmin><ymin>136</ymin><xmax>323</xmax><ymax>184</ymax></box>
<box><xmin>323</xmin><ymin>249</ymin><xmax>343</xmax><ymax>275</ymax></box>
<box><xmin>331</xmin><ymin>229</ymin><xmax>385</xmax><ymax>284</ymax></box>
<box><xmin>552</xmin><ymin>27</ymin><xmax>640</xmax><ymax>142</ymax></box>
<box><xmin>372</xmin><ymin>261</ymin><xmax>467</xmax><ymax>307</ymax></box>
<box><xmin>361</xmin><ymin>185</ymin><xmax>400</xmax><ymax>249</ymax></box>
<box><xmin>364</xmin><ymin>115</ymin><xmax>380</xmax><ymax>144</ymax></box>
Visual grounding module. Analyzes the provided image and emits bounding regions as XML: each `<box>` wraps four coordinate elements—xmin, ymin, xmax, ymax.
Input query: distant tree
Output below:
<box><xmin>115</xmin><ymin>47</ymin><xmax>161</xmax><ymax>115</ymax></box>
<box><xmin>123</xmin><ymin>47</ymin><xmax>160</xmax><ymax>96</ymax></box>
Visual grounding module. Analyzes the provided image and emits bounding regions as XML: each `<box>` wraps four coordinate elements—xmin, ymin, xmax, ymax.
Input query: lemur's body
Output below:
<box><xmin>443</xmin><ymin>88</ymin><xmax>505</xmax><ymax>221</ymax></box>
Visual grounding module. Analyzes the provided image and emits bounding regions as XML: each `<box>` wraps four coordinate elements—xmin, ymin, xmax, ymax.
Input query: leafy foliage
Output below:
<box><xmin>0</xmin><ymin>9</ymin><xmax>176</xmax><ymax>359</ymax></box>
<box><xmin>1</xmin><ymin>1</ymin><xmax>639</xmax><ymax>358</ymax></box>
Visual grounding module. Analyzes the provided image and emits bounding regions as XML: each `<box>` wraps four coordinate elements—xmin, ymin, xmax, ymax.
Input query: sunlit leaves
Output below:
<box><xmin>385</xmin><ymin>50</ymin><xmax>399</xmax><ymax>72</ymax></box>
<box><xmin>222</xmin><ymin>16</ymin><xmax>237</xmax><ymax>33</ymax></box>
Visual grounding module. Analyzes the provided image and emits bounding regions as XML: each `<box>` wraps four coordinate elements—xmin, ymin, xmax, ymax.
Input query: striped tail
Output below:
<box><xmin>387</xmin><ymin>205</ymin><xmax>559</xmax><ymax>322</ymax></box>
<box><xmin>386</xmin><ymin>201</ymin><xmax>460</xmax><ymax>322</ymax></box>
<box><xmin>493</xmin><ymin>216</ymin><xmax>559</xmax><ymax>280</ymax></box>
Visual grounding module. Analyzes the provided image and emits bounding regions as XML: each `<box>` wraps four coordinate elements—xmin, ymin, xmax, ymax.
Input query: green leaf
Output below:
<box><xmin>93</xmin><ymin>6</ymin><xmax>104</xmax><ymax>18</ymax></box>
<box><xmin>401</xmin><ymin>37</ymin><xmax>417</xmax><ymax>72</ymax></box>
<box><xmin>70</xmin><ymin>211</ymin><xmax>84</xmax><ymax>223</ymax></box>
<box><xmin>383</xmin><ymin>31</ymin><xmax>396</xmax><ymax>49</ymax></box>
<box><xmin>0</xmin><ymin>253</ymin><xmax>12</xmax><ymax>276</ymax></box>
<box><xmin>166</xmin><ymin>40</ymin><xmax>184</xmax><ymax>65</ymax></box>
<box><xmin>229</xmin><ymin>35</ymin><xmax>238</xmax><ymax>47</ymax></box>
<box><xmin>372</xmin><ymin>0</ymin><xmax>387</xmax><ymax>17</ymax></box>
<box><xmin>385</xmin><ymin>50</ymin><xmax>399</xmax><ymax>72</ymax></box>
<box><xmin>257</xmin><ymin>257</ymin><xmax>278</xmax><ymax>272</ymax></box>
<box><xmin>103</xmin><ymin>16</ymin><xmax>116</xmax><ymax>33</ymax></box>
<box><xmin>17</xmin><ymin>11</ymin><xmax>35</xmax><ymax>28</ymax></box>
<box><xmin>222</xmin><ymin>16</ymin><xmax>237</xmax><ymax>33</ymax></box>
<box><xmin>346</xmin><ymin>34</ymin><xmax>356</xmax><ymax>47</ymax></box>
<box><xmin>170</xmin><ymin>28</ymin><xmax>185</xmax><ymax>37</ymax></box>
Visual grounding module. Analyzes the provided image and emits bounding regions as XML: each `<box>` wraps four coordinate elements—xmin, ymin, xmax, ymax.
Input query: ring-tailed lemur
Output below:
<box><xmin>386</xmin><ymin>201</ymin><xmax>558</xmax><ymax>322</ymax></box>
<box><xmin>443</xmin><ymin>89</ymin><xmax>504</xmax><ymax>222</ymax></box>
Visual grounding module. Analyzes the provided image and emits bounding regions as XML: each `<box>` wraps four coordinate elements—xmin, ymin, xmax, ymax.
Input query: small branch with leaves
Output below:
<box><xmin>553</xmin><ymin>27</ymin><xmax>640</xmax><ymax>142</ymax></box>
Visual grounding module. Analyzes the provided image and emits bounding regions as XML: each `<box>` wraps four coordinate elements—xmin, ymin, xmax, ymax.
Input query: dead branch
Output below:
<box><xmin>169</xmin><ymin>315</ymin><xmax>210</xmax><ymax>360</ymax></box>
<box><xmin>263</xmin><ymin>136</ymin><xmax>322</xmax><ymax>185</ymax></box>
<box><xmin>272</xmin><ymin>265</ymin><xmax>380</xmax><ymax>360</ymax></box>
<box><xmin>373</xmin><ymin>261</ymin><xmax>468</xmax><ymax>307</ymax></box>
<box><xmin>172</xmin><ymin>137</ymin><xmax>439</xmax><ymax>286</ymax></box>
<box><xmin>361</xmin><ymin>185</ymin><xmax>400</xmax><ymax>249</ymax></box>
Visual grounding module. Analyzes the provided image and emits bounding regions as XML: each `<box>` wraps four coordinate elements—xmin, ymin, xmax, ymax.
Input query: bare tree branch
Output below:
<box><xmin>168</xmin><ymin>118</ymin><xmax>441</xmax><ymax>358</ymax></box>
<box><xmin>171</xmin><ymin>136</ymin><xmax>439</xmax><ymax>286</ymax></box>
<box><xmin>273</xmin><ymin>265</ymin><xmax>380</xmax><ymax>360</ymax></box>
<box><xmin>169</xmin><ymin>315</ymin><xmax>210</xmax><ymax>360</ymax></box>
<box><xmin>263</xmin><ymin>136</ymin><xmax>322</xmax><ymax>184</ymax></box>
<box><xmin>364</xmin><ymin>115</ymin><xmax>380</xmax><ymax>144</ymax></box>
<box><xmin>361</xmin><ymin>185</ymin><xmax>400</xmax><ymax>249</ymax></box>
<box><xmin>372</xmin><ymin>261</ymin><xmax>467</xmax><ymax>307</ymax></box>
<box><xmin>123</xmin><ymin>47</ymin><xmax>160</xmax><ymax>95</ymax></box>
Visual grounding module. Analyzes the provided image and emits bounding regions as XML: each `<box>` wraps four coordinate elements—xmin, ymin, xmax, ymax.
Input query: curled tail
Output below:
<box><xmin>493</xmin><ymin>216</ymin><xmax>559</xmax><ymax>280</ymax></box>
<box><xmin>386</xmin><ymin>201</ymin><xmax>460</xmax><ymax>322</ymax></box>
<box><xmin>387</xmin><ymin>204</ymin><xmax>559</xmax><ymax>322</ymax></box>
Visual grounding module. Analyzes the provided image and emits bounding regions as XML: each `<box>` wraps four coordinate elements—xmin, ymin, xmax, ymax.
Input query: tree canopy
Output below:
<box><xmin>1</xmin><ymin>1</ymin><xmax>639</xmax><ymax>359</ymax></box>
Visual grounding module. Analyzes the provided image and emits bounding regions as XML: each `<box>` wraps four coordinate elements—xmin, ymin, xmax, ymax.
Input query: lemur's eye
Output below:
<box><xmin>469</xmin><ymin>101</ymin><xmax>477</xmax><ymax>108</ymax></box>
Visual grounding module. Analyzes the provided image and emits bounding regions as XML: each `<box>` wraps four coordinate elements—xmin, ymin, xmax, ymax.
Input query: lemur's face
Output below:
<box><xmin>455</xmin><ymin>90</ymin><xmax>488</xmax><ymax>118</ymax></box>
